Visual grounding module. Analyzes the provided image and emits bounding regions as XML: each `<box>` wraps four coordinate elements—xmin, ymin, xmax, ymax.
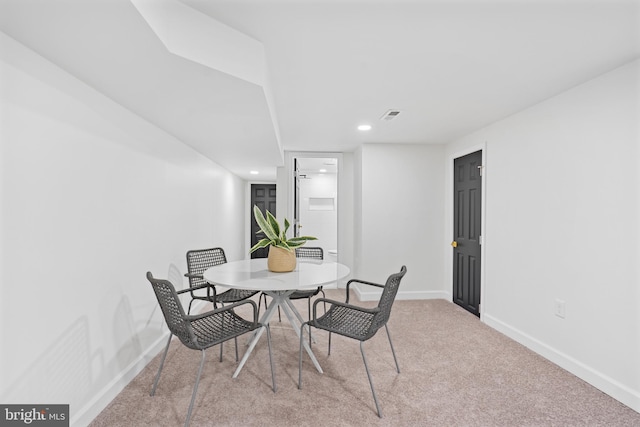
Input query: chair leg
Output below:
<box><xmin>265</xmin><ymin>325</ymin><xmax>277</xmax><ymax>392</ymax></box>
<box><xmin>184</xmin><ymin>350</ymin><xmax>206</xmax><ymax>427</ymax></box>
<box><xmin>257</xmin><ymin>293</ymin><xmax>265</xmax><ymax>317</ymax></box>
<box><xmin>217</xmin><ymin>336</ymin><xmax>239</xmax><ymax>363</ymax></box>
<box><xmin>360</xmin><ymin>341</ymin><xmax>382</xmax><ymax>418</ymax></box>
<box><xmin>307</xmin><ymin>298</ymin><xmax>312</xmax><ymax>347</ymax></box>
<box><xmin>187</xmin><ymin>299</ymin><xmax>194</xmax><ymax>315</ymax></box>
<box><xmin>320</xmin><ymin>288</ymin><xmax>327</xmax><ymax>314</ymax></box>
<box><xmin>219</xmin><ymin>303</ymin><xmax>239</xmax><ymax>363</ymax></box>
<box><xmin>328</xmin><ymin>332</ymin><xmax>332</xmax><ymax>356</ymax></box>
<box><xmin>151</xmin><ymin>335</ymin><xmax>172</xmax><ymax>396</ymax></box>
<box><xmin>298</xmin><ymin>322</ymin><xmax>308</xmax><ymax>389</ymax></box>
<box><xmin>218</xmin><ymin>302</ymin><xmax>224</xmax><ymax>362</ymax></box>
<box><xmin>257</xmin><ymin>293</ymin><xmax>261</xmax><ymax>314</ymax></box>
<box><xmin>258</xmin><ymin>293</ymin><xmax>271</xmax><ymax>319</ymax></box>
<box><xmin>385</xmin><ymin>324</ymin><xmax>400</xmax><ymax>374</ymax></box>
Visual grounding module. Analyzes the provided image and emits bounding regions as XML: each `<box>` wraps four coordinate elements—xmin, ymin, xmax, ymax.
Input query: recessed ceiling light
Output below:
<box><xmin>250</xmin><ymin>170</ymin><xmax>259</xmax><ymax>175</ymax></box>
<box><xmin>319</xmin><ymin>168</ymin><xmax>327</xmax><ymax>173</ymax></box>
<box><xmin>357</xmin><ymin>124</ymin><xmax>372</xmax><ymax>131</ymax></box>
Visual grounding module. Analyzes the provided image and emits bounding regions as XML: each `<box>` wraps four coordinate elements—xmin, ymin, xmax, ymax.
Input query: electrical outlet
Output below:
<box><xmin>554</xmin><ymin>299</ymin><xmax>566</xmax><ymax>319</ymax></box>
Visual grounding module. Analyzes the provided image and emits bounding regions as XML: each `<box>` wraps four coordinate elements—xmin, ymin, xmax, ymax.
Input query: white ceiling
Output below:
<box><xmin>1</xmin><ymin>0</ymin><xmax>639</xmax><ymax>181</ymax></box>
<box><xmin>297</xmin><ymin>157</ymin><xmax>338</xmax><ymax>175</ymax></box>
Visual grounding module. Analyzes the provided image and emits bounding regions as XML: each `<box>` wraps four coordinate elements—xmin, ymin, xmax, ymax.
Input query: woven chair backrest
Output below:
<box><xmin>295</xmin><ymin>247</ymin><xmax>323</xmax><ymax>260</ymax></box>
<box><xmin>185</xmin><ymin>247</ymin><xmax>227</xmax><ymax>288</ymax></box>
<box><xmin>146</xmin><ymin>273</ymin><xmax>196</xmax><ymax>348</ymax></box>
<box><xmin>370</xmin><ymin>266</ymin><xmax>407</xmax><ymax>333</ymax></box>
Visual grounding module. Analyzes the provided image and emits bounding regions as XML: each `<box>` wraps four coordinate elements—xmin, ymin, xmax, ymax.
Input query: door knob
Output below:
<box><xmin>451</xmin><ymin>241</ymin><xmax>458</xmax><ymax>248</ymax></box>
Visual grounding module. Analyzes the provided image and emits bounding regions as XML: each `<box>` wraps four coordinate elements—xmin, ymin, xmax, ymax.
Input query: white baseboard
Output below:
<box><xmin>70</xmin><ymin>332</ymin><xmax>171</xmax><ymax>427</ymax></box>
<box><xmin>484</xmin><ymin>313</ymin><xmax>640</xmax><ymax>413</ymax></box>
<box><xmin>355</xmin><ymin>287</ymin><xmax>450</xmax><ymax>301</ymax></box>
<box><xmin>70</xmin><ymin>301</ymin><xmax>208</xmax><ymax>426</ymax></box>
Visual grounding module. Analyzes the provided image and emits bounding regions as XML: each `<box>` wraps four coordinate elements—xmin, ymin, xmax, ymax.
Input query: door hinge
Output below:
<box><xmin>479</xmin><ymin>235</ymin><xmax>483</xmax><ymax>245</ymax></box>
<box><xmin>477</xmin><ymin>165</ymin><xmax>483</xmax><ymax>176</ymax></box>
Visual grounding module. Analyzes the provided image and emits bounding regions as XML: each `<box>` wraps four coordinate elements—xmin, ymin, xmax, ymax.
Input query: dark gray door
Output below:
<box><xmin>452</xmin><ymin>150</ymin><xmax>482</xmax><ymax>317</ymax></box>
<box><xmin>251</xmin><ymin>184</ymin><xmax>276</xmax><ymax>259</ymax></box>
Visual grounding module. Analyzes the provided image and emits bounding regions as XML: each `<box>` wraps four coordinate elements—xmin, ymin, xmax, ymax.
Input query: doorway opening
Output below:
<box><xmin>293</xmin><ymin>156</ymin><xmax>339</xmax><ymax>262</ymax></box>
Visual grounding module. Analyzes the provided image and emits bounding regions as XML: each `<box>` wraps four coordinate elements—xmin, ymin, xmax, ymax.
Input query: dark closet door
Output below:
<box><xmin>453</xmin><ymin>150</ymin><xmax>482</xmax><ymax>317</ymax></box>
<box><xmin>251</xmin><ymin>184</ymin><xmax>276</xmax><ymax>259</ymax></box>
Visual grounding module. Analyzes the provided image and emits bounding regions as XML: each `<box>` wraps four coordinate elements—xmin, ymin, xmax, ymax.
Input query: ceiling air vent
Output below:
<box><xmin>380</xmin><ymin>109</ymin><xmax>401</xmax><ymax>121</ymax></box>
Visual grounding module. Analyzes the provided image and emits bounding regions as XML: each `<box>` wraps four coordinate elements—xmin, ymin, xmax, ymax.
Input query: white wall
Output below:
<box><xmin>356</xmin><ymin>143</ymin><xmax>446</xmax><ymax>299</ymax></box>
<box><xmin>446</xmin><ymin>59</ymin><xmax>640</xmax><ymax>411</ymax></box>
<box><xmin>0</xmin><ymin>33</ymin><xmax>246</xmax><ymax>425</ymax></box>
<box><xmin>338</xmin><ymin>151</ymin><xmax>354</xmax><ymax>277</ymax></box>
<box><xmin>299</xmin><ymin>172</ymin><xmax>337</xmax><ymax>252</ymax></box>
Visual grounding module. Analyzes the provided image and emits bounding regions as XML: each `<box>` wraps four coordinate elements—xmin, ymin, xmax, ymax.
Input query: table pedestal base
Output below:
<box><xmin>232</xmin><ymin>290</ymin><xmax>323</xmax><ymax>378</ymax></box>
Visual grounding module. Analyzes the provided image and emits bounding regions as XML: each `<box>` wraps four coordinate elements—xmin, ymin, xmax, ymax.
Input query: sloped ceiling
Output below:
<box><xmin>0</xmin><ymin>0</ymin><xmax>283</xmax><ymax>180</ymax></box>
<box><xmin>1</xmin><ymin>0</ymin><xmax>639</xmax><ymax>181</ymax></box>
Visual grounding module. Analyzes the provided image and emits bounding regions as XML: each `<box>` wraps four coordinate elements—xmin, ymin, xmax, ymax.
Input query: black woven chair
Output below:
<box><xmin>185</xmin><ymin>247</ymin><xmax>259</xmax><ymax>313</ymax></box>
<box><xmin>258</xmin><ymin>247</ymin><xmax>326</xmax><ymax>327</ymax></box>
<box><xmin>263</xmin><ymin>247</ymin><xmax>326</xmax><ymax>322</ymax></box>
<box><xmin>292</xmin><ymin>247</ymin><xmax>326</xmax><ymax>342</ymax></box>
<box><xmin>291</xmin><ymin>247</ymin><xmax>326</xmax><ymax>309</ymax></box>
<box><xmin>298</xmin><ymin>266</ymin><xmax>407</xmax><ymax>418</ymax></box>
<box><xmin>145</xmin><ymin>272</ymin><xmax>276</xmax><ymax>427</ymax></box>
<box><xmin>185</xmin><ymin>247</ymin><xmax>259</xmax><ymax>362</ymax></box>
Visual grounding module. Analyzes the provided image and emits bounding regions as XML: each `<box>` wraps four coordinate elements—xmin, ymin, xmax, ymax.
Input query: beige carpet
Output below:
<box><xmin>90</xmin><ymin>290</ymin><xmax>640</xmax><ymax>426</ymax></box>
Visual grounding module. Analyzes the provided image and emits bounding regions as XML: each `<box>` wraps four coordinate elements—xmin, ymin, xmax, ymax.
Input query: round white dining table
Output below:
<box><xmin>203</xmin><ymin>258</ymin><xmax>350</xmax><ymax>378</ymax></box>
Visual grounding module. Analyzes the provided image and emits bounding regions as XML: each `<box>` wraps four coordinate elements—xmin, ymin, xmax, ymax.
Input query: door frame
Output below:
<box><xmin>446</xmin><ymin>143</ymin><xmax>487</xmax><ymax>319</ymax></box>
<box><xmin>283</xmin><ymin>151</ymin><xmax>343</xmax><ymax>261</ymax></box>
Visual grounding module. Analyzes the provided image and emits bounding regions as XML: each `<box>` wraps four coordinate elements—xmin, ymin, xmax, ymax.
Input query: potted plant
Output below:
<box><xmin>250</xmin><ymin>205</ymin><xmax>317</xmax><ymax>272</ymax></box>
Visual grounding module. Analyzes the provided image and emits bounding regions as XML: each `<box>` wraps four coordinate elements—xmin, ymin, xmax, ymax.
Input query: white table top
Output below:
<box><xmin>203</xmin><ymin>258</ymin><xmax>350</xmax><ymax>292</ymax></box>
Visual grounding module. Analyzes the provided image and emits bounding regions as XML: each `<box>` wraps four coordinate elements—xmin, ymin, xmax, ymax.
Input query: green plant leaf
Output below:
<box><xmin>286</xmin><ymin>240</ymin><xmax>306</xmax><ymax>248</ymax></box>
<box><xmin>249</xmin><ymin>238</ymin><xmax>272</xmax><ymax>253</ymax></box>
<box><xmin>265</xmin><ymin>210</ymin><xmax>280</xmax><ymax>237</ymax></box>
<box><xmin>253</xmin><ymin>206</ymin><xmax>278</xmax><ymax>241</ymax></box>
<box><xmin>250</xmin><ymin>206</ymin><xmax>319</xmax><ymax>255</ymax></box>
<box><xmin>274</xmin><ymin>241</ymin><xmax>292</xmax><ymax>251</ymax></box>
<box><xmin>288</xmin><ymin>236</ymin><xmax>318</xmax><ymax>242</ymax></box>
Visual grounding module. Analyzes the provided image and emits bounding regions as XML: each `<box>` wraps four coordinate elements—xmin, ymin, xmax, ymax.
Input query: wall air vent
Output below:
<box><xmin>380</xmin><ymin>109</ymin><xmax>401</xmax><ymax>121</ymax></box>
